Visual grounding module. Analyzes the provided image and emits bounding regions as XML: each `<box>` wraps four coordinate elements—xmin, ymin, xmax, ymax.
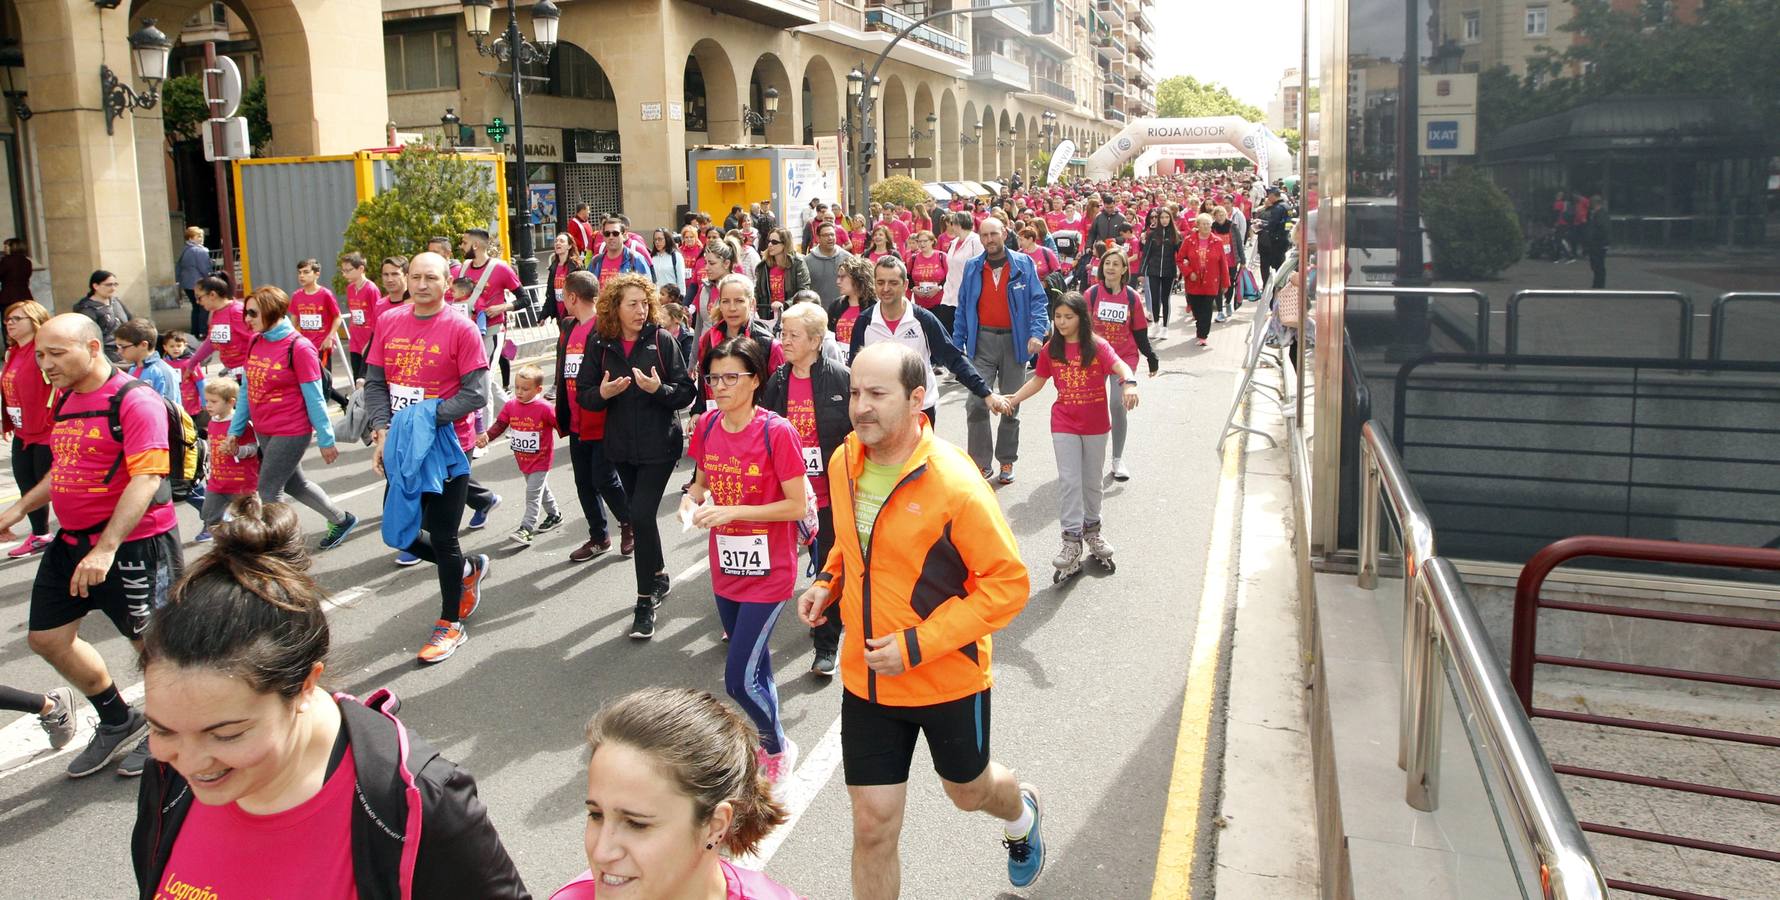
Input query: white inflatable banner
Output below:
<box><xmin>1083</xmin><ymin>116</ymin><xmax>1292</xmax><ymax>181</ymax></box>
<box><xmin>1045</xmin><ymin>139</ymin><xmax>1076</xmax><ymax>184</ymax></box>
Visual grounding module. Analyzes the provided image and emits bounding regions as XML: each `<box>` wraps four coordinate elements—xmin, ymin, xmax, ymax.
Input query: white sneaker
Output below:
<box><xmin>1111</xmin><ymin>458</ymin><xmax>1130</xmax><ymax>482</ymax></box>
<box><xmin>1155</xmin><ymin>323</ymin><xmax>1168</xmax><ymax>340</ymax></box>
<box><xmin>759</xmin><ymin>737</ymin><xmax>799</xmax><ymax>788</ymax></box>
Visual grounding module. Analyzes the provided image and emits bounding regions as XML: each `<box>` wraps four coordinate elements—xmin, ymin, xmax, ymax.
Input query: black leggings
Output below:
<box><xmin>1187</xmin><ymin>294</ymin><xmax>1218</xmax><ymax>340</ymax></box>
<box><xmin>403</xmin><ymin>473</ymin><xmax>470</xmax><ymax>622</ymax></box>
<box><xmin>1145</xmin><ymin>274</ymin><xmax>1174</xmax><ymax>326</ymax></box>
<box><xmin>349</xmin><ymin>351</ymin><xmax>368</xmax><ymax>382</ymax></box>
<box><xmin>10</xmin><ymin>438</ymin><xmax>50</xmax><ymax>535</ymax></box>
<box><xmin>614</xmin><ymin>459</ymin><xmax>675</xmax><ymax>597</ymax></box>
<box><xmin>0</xmin><ymin>684</ymin><xmax>44</xmax><ymax>714</ymax></box>
<box><xmin>570</xmin><ymin>436</ymin><xmax>631</xmax><ymax>542</ymax></box>
<box><xmin>319</xmin><ymin>349</ymin><xmax>349</xmax><ymax>409</ymax></box>
<box><xmin>810</xmin><ymin>504</ymin><xmax>841</xmax><ymax>652</ymax></box>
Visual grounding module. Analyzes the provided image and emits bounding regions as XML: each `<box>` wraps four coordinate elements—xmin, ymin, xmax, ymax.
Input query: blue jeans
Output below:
<box><xmin>716</xmin><ymin>596</ymin><xmax>788</xmax><ymax>754</ymax></box>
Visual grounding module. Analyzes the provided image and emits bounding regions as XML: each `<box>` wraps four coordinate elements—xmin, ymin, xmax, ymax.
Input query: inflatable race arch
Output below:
<box><xmin>1082</xmin><ymin>116</ymin><xmax>1292</xmax><ymax>182</ymax></box>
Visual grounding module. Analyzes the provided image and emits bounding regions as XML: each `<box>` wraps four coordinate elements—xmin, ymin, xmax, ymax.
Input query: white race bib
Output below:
<box><xmin>4</xmin><ymin>406</ymin><xmax>20</xmax><ymax>429</ymax></box>
<box><xmin>351</xmin><ymin>308</ymin><xmax>366</xmax><ymax>326</ymax></box>
<box><xmin>509</xmin><ymin>429</ymin><xmax>541</xmax><ymax>454</ymax></box>
<box><xmin>1097</xmin><ymin>300</ymin><xmax>1129</xmax><ymax>324</ymax></box>
<box><xmin>210</xmin><ymin>323</ymin><xmax>232</xmax><ymax>344</ymax></box>
<box><xmin>802</xmin><ymin>445</ymin><xmax>823</xmax><ymax>476</ymax></box>
<box><xmin>716</xmin><ymin>532</ymin><xmax>770</xmax><ymax>576</ymax></box>
<box><xmin>298</xmin><ymin>313</ymin><xmax>323</xmax><ymax>332</ymax></box>
<box><xmin>390</xmin><ymin>383</ymin><xmax>425</xmax><ymax>413</ymax></box>
<box><xmin>563</xmin><ymin>353</ymin><xmax>583</xmax><ymax>380</ymax></box>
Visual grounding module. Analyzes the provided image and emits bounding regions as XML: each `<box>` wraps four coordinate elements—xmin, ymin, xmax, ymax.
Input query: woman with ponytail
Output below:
<box><xmin>131</xmin><ymin>497</ymin><xmax>529</xmax><ymax>900</ymax></box>
<box><xmin>552</xmin><ymin>687</ymin><xmax>802</xmax><ymax>899</ymax></box>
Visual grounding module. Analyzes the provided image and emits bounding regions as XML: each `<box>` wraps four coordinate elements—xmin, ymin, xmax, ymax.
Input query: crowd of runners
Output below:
<box><xmin>0</xmin><ymin>167</ymin><xmax>1290</xmax><ymax>898</ymax></box>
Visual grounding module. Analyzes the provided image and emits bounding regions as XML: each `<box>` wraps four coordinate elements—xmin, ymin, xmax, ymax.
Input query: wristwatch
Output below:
<box><xmin>1122</xmin><ymin>379</ymin><xmax>1138</xmax><ymax>386</ymax></box>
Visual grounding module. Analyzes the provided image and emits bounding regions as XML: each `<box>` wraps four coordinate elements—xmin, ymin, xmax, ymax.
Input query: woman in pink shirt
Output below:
<box><xmin>2</xmin><ymin>299</ymin><xmax>53</xmax><ymax>557</ymax></box>
<box><xmin>866</xmin><ymin>224</ymin><xmax>899</xmax><ymax>264</ymax></box>
<box><xmin>906</xmin><ymin>230</ymin><xmax>949</xmax><ymax>310</ymax></box>
<box><xmin>134</xmin><ymin>499</ymin><xmax>528</xmax><ymax>900</ymax></box>
<box><xmin>552</xmin><ymin>687</ymin><xmax>803</xmax><ymax>900</ymax></box>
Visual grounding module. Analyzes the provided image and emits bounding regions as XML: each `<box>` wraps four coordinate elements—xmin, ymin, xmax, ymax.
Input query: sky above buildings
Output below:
<box><xmin>1151</xmin><ymin>0</ymin><xmax>1318</xmax><ymax>108</ymax></box>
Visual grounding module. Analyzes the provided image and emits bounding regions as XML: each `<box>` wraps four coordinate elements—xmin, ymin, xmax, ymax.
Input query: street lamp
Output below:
<box><xmin>960</xmin><ymin>121</ymin><xmax>984</xmax><ymax>145</ymax></box>
<box><xmin>460</xmin><ymin>0</ymin><xmax>559</xmax><ymax>290</ymax></box>
<box><xmin>742</xmin><ymin>85</ymin><xmax>779</xmax><ymax>138</ymax></box>
<box><xmin>100</xmin><ymin>18</ymin><xmax>171</xmax><ymax>136</ymax></box>
<box><xmin>0</xmin><ymin>43</ymin><xmax>30</xmax><ymax>122</ymax></box>
<box><xmin>909</xmin><ymin>113</ymin><xmax>938</xmax><ymax>142</ymax></box>
<box><xmin>440</xmin><ymin>108</ymin><xmax>461</xmax><ymax>145</ymax></box>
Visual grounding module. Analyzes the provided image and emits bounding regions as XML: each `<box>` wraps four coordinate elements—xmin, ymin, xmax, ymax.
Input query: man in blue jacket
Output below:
<box><xmin>951</xmin><ymin>216</ymin><xmax>1049</xmax><ymax>484</ymax></box>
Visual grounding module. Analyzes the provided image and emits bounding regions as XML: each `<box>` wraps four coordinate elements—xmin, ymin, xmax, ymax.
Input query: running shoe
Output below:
<box><xmin>569</xmin><ymin>538</ymin><xmax>610</xmax><ymax>562</ymax></box>
<box><xmin>1156</xmin><ymin>323</ymin><xmax>1169</xmax><ymax>340</ymax></box>
<box><xmin>760</xmin><ymin>738</ymin><xmax>799</xmax><ymax>788</ymax></box>
<box><xmin>117</xmin><ymin>736</ymin><xmax>152</xmax><ymax>777</ymax></box>
<box><xmin>38</xmin><ymin>688</ymin><xmax>76</xmax><ymax>750</ymax></box>
<box><xmin>468</xmin><ymin>494</ymin><xmax>501</xmax><ymax>529</ymax></box>
<box><xmin>8</xmin><ymin>534</ymin><xmax>50</xmax><ymax>558</ymax></box>
<box><xmin>417</xmin><ymin>620</ymin><xmax>466</xmax><ymax>664</ymax></box>
<box><xmin>319</xmin><ymin>511</ymin><xmax>359</xmax><ymax>551</ymax></box>
<box><xmin>996</xmin><ymin>464</ymin><xmax>1015</xmax><ymax>485</ymax></box>
<box><xmin>1111</xmin><ymin>458</ymin><xmax>1131</xmax><ymax>482</ymax></box>
<box><xmin>1004</xmin><ymin>784</ymin><xmax>1047</xmax><ymax>888</ymax></box>
<box><xmin>67</xmin><ymin>709</ymin><xmax>148</xmax><ymax>778</ymax></box>
<box><xmin>811</xmin><ymin>648</ymin><xmax>838</xmax><ymax>677</ymax></box>
<box><xmin>537</xmin><ymin>512</ymin><xmax>564</xmax><ymax>533</ymax></box>
<box><xmin>1197</xmin><ymin>338</ymin><xmax>1209</xmax><ymax>347</ymax></box>
<box><xmin>395</xmin><ymin>549</ymin><xmax>421</xmax><ymax>566</ymax></box>
<box><xmin>650</xmin><ymin>571</ymin><xmax>671</xmax><ymax>609</ymax></box>
<box><xmin>459</xmin><ymin>554</ymin><xmax>490</xmax><ymax>620</ymax></box>
<box><xmin>981</xmin><ymin>468</ymin><xmax>995</xmax><ymax>481</ymax></box>
<box><xmin>1214</xmin><ymin>311</ymin><xmax>1229</xmax><ymax>323</ymax></box>
<box><xmin>619</xmin><ymin>522</ymin><xmax>635</xmax><ymax>557</ymax></box>
<box><xmin>510</xmin><ymin>527</ymin><xmax>536</xmax><ymax>546</ymax></box>
<box><xmin>193</xmin><ymin>529</ymin><xmax>213</xmax><ymax>544</ymax></box>
<box><xmin>628</xmin><ymin>599</ymin><xmax>656</xmax><ymax>639</ymax></box>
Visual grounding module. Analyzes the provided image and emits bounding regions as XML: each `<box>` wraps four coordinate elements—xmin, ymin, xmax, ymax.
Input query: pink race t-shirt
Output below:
<box><xmin>498</xmin><ymin>396</ymin><xmax>557</xmax><ymax>474</ymax></box>
<box><xmin>244</xmin><ymin>332</ymin><xmax>324</xmax><ymax>437</ymax></box>
<box><xmin>908</xmin><ymin>252</ymin><xmax>947</xmax><ymax>310</ymax></box>
<box><xmin>767</xmin><ymin>266</ymin><xmax>787</xmax><ymax>303</ymax></box>
<box><xmin>460</xmin><ymin>259</ymin><xmax>523</xmax><ymax>324</ymax></box>
<box><xmin>159</xmin><ymin>747</ymin><xmax>358</xmax><ymax>900</ymax></box>
<box><xmin>833</xmin><ymin>306</ymin><xmax>862</xmax><ymax>347</ymax></box>
<box><xmin>345</xmin><ymin>279</ymin><xmax>383</xmax><ymax>354</ymax></box>
<box><xmin>206</xmin><ymin>421</ymin><xmax>260</xmax><ymax>495</ymax></box>
<box><xmin>1086</xmin><ymin>284</ymin><xmax>1149</xmax><ymax>368</ymax></box>
<box><xmin>288</xmin><ymin>287</ymin><xmax>341</xmax><ymax>355</ymax></box>
<box><xmin>203</xmin><ymin>301</ymin><xmax>252</xmax><ymax>371</ymax></box>
<box><xmin>369</xmin><ymin>305</ymin><xmax>490</xmax><ymax>451</ymax></box>
<box><xmin>1034</xmin><ymin>337</ymin><xmax>1118</xmax><ymax>436</ymax></box>
<box><xmin>784</xmin><ymin>374</ymin><xmax>828</xmax><ymax>508</ymax></box>
<box><xmin>550</xmin><ymin>860</ymin><xmax>804</xmax><ymax>900</ymax></box>
<box><xmin>48</xmin><ymin>371</ymin><xmax>176</xmax><ymax>541</ymax></box>
<box><xmin>691</xmin><ymin>408</ymin><xmax>805</xmax><ymax>604</ymax></box>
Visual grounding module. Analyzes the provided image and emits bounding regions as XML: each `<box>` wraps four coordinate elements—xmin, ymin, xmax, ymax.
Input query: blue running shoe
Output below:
<box><xmin>395</xmin><ymin>550</ymin><xmax>421</xmax><ymax>566</ymax></box>
<box><xmin>1004</xmin><ymin>784</ymin><xmax>1045</xmax><ymax>888</ymax></box>
<box><xmin>468</xmin><ymin>493</ymin><xmax>501</xmax><ymax>529</ymax></box>
<box><xmin>319</xmin><ymin>511</ymin><xmax>359</xmax><ymax>551</ymax></box>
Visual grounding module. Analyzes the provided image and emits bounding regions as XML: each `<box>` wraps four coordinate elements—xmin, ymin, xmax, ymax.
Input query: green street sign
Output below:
<box><xmin>485</xmin><ymin>116</ymin><xmax>508</xmax><ymax>144</ymax></box>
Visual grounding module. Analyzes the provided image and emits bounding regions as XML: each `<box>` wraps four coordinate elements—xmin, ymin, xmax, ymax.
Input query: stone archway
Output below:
<box><xmin>879</xmin><ymin>74</ymin><xmax>908</xmax><ymax>187</ymax></box>
<box><xmin>1012</xmin><ymin>112</ymin><xmax>1027</xmax><ymax>183</ymax></box>
<box><xmin>911</xmin><ymin>82</ymin><xmax>937</xmax><ymax>183</ymax></box>
<box><xmin>979</xmin><ymin>105</ymin><xmax>996</xmax><ymax>182</ymax></box>
<box><xmin>801</xmin><ymin>53</ymin><xmax>841</xmax><ymax>146</ymax></box>
<box><xmin>688</xmin><ymin>38</ymin><xmax>739</xmax><ymax>144</ymax></box>
<box><xmin>748</xmin><ymin>52</ymin><xmax>795</xmax><ymax>146</ymax></box>
<box><xmin>939</xmin><ymin>88</ymin><xmax>960</xmax><ymax>181</ymax></box>
<box><xmin>961</xmin><ymin>100</ymin><xmax>979</xmax><ymax>181</ymax></box>
<box><xmin>997</xmin><ymin>109</ymin><xmax>1013</xmax><ymax>180</ymax></box>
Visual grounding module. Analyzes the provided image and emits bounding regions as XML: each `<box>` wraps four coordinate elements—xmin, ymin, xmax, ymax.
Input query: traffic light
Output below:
<box><xmin>1029</xmin><ymin>0</ymin><xmax>1055</xmax><ymax>35</ymax></box>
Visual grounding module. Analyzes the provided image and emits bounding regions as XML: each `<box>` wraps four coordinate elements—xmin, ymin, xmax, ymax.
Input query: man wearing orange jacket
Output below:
<box><xmin>797</xmin><ymin>341</ymin><xmax>1046</xmax><ymax>898</ymax></box>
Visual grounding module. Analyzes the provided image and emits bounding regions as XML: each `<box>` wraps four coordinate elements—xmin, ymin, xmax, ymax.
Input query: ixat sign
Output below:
<box><xmin>1146</xmin><ymin>125</ymin><xmax>1229</xmax><ymax>138</ymax></box>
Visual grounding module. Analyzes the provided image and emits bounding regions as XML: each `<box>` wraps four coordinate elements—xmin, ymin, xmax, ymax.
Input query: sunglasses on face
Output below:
<box><xmin>702</xmin><ymin>372</ymin><xmax>750</xmax><ymax>388</ymax></box>
<box><xmin>244</xmin><ymin>309</ymin><xmax>261</xmax><ymax>319</ymax></box>
<box><xmin>768</xmin><ymin>238</ymin><xmax>783</xmax><ymax>245</ymax></box>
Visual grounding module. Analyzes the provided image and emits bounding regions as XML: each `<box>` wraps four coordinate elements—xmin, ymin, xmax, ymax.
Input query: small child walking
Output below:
<box><xmin>196</xmin><ymin>379</ymin><xmax>261</xmax><ymax>543</ymax></box>
<box><xmin>478</xmin><ymin>364</ymin><xmax>563</xmax><ymax>545</ymax></box>
<box><xmin>1005</xmin><ymin>291</ymin><xmax>1141</xmax><ymax>580</ymax></box>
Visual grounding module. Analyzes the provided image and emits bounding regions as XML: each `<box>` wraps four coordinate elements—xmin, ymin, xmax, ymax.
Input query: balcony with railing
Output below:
<box><xmin>863</xmin><ymin>3</ymin><xmax>968</xmax><ymax>58</ymax></box>
<box><xmin>1095</xmin><ymin>0</ymin><xmax>1125</xmax><ymax>26</ymax></box>
<box><xmin>1130</xmin><ymin>0</ymin><xmax>1151</xmax><ymax>31</ymax></box>
<box><xmin>1133</xmin><ymin>31</ymin><xmax>1156</xmax><ymax>60</ymax></box>
<box><xmin>1103</xmin><ymin>105</ymin><xmax>1127</xmax><ymax>123</ymax></box>
<box><xmin>972</xmin><ymin>51</ymin><xmax>1031</xmax><ymax>91</ymax></box>
<box><xmin>1103</xmin><ymin>69</ymin><xmax>1125</xmax><ymax>90</ymax></box>
<box><xmin>970</xmin><ymin>0</ymin><xmax>1029</xmax><ymax>36</ymax></box>
<box><xmin>1095</xmin><ymin>32</ymin><xmax>1126</xmax><ymax>60</ymax></box>
<box><xmin>819</xmin><ymin>0</ymin><xmax>865</xmax><ymax>29</ymax></box>
<box><xmin>1034</xmin><ymin>75</ymin><xmax>1076</xmax><ymax>105</ymax></box>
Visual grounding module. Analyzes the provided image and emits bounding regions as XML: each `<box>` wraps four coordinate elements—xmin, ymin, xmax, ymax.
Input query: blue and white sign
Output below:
<box><xmin>1419</xmin><ymin>114</ymin><xmax>1475</xmax><ymax>155</ymax></box>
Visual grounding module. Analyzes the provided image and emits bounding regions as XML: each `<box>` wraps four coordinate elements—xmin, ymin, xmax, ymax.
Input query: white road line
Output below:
<box><xmin>0</xmin><ymin>586</ymin><xmax>372</xmax><ymax>780</ymax></box>
<box><xmin>733</xmin><ymin>712</ymin><xmax>846</xmax><ymax>870</ymax></box>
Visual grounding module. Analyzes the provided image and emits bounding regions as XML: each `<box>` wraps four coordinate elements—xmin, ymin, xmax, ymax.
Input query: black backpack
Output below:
<box><xmin>54</xmin><ymin>378</ymin><xmax>207</xmax><ymax>504</ymax></box>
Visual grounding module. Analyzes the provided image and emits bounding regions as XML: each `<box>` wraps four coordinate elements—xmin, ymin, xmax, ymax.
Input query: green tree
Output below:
<box><xmin>1421</xmin><ymin>167</ymin><xmax>1523</xmax><ymax>279</ymax></box>
<box><xmin>160</xmin><ymin>73</ymin><xmax>272</xmax><ymax>153</ymax></box>
<box><xmin>1279</xmin><ymin>128</ymin><xmax>1302</xmax><ymax>156</ymax></box>
<box><xmin>869</xmin><ymin>175</ymin><xmax>928</xmax><ymax>209</ymax></box>
<box><xmin>339</xmin><ymin>140</ymin><xmax>502</xmax><ymax>294</ymax></box>
<box><xmin>1154</xmin><ymin>75</ymin><xmax>1265</xmax><ymax>122</ymax></box>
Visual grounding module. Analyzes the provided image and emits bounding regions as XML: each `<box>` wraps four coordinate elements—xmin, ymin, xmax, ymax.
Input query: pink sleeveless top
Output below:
<box><xmin>550</xmin><ymin>862</ymin><xmax>804</xmax><ymax>900</ymax></box>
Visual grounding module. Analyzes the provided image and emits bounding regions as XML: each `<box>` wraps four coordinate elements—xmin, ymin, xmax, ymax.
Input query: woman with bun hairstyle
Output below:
<box><xmin>551</xmin><ymin>687</ymin><xmax>801</xmax><ymax>900</ymax></box>
<box><xmin>132</xmin><ymin>497</ymin><xmax>530</xmax><ymax>900</ymax></box>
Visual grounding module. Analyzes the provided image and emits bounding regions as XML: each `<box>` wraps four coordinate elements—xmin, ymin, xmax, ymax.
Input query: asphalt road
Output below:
<box><xmin>0</xmin><ymin>304</ymin><xmax>1254</xmax><ymax>899</ymax></box>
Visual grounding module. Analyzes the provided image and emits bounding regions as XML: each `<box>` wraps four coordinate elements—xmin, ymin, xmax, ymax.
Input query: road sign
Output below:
<box><xmin>486</xmin><ymin>116</ymin><xmax>508</xmax><ymax>144</ymax></box>
<box><xmin>204</xmin><ymin>56</ymin><xmax>242</xmax><ymax>119</ymax></box>
<box><xmin>885</xmin><ymin>157</ymin><xmax>932</xmax><ymax>171</ymax></box>
<box><xmin>203</xmin><ymin>117</ymin><xmax>250</xmax><ymax>161</ymax></box>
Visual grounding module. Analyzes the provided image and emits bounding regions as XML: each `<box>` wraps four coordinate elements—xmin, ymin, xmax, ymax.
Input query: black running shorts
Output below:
<box><xmin>30</xmin><ymin>529</ymin><xmax>184</xmax><ymax>637</ymax></box>
<box><xmin>842</xmin><ymin>688</ymin><xmax>991</xmax><ymax>786</ymax></box>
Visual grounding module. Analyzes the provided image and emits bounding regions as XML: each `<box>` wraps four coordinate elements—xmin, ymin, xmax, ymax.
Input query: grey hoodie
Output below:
<box><xmin>803</xmin><ymin>244</ymin><xmax>852</xmax><ymax>309</ymax></box>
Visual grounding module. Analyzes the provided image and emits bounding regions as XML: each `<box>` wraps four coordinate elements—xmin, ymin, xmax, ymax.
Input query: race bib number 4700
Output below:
<box><xmin>1097</xmin><ymin>301</ymin><xmax>1129</xmax><ymax>324</ymax></box>
<box><xmin>716</xmin><ymin>532</ymin><xmax>770</xmax><ymax>576</ymax></box>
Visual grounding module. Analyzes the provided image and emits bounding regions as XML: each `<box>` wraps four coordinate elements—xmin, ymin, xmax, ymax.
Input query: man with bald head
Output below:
<box><xmin>951</xmin><ymin>215</ymin><xmax>1050</xmax><ymax>484</ymax></box>
<box><xmin>364</xmin><ymin>251</ymin><xmax>494</xmax><ymax>664</ymax></box>
<box><xmin>798</xmin><ymin>341</ymin><xmax>1046</xmax><ymax>897</ymax></box>
<box><xmin>0</xmin><ymin>314</ymin><xmax>184</xmax><ymax>777</ymax></box>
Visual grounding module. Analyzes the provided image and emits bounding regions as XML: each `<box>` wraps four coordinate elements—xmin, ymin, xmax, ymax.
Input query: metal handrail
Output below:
<box><xmin>1708</xmin><ymin>291</ymin><xmax>1780</xmax><ymax>361</ymax></box>
<box><xmin>1506</xmin><ymin>290</ymin><xmax>1692</xmax><ymax>360</ymax></box>
<box><xmin>1343</xmin><ymin>286</ymin><xmax>1490</xmax><ymax>353</ymax></box>
<box><xmin>1357</xmin><ymin>420</ymin><xmax>1610</xmax><ymax>898</ymax></box>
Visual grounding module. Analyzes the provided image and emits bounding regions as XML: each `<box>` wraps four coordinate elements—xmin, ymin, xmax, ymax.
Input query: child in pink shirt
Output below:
<box><xmin>196</xmin><ymin>378</ymin><xmax>260</xmax><ymax>542</ymax></box>
<box><xmin>477</xmin><ymin>365</ymin><xmax>562</xmax><ymax>544</ymax></box>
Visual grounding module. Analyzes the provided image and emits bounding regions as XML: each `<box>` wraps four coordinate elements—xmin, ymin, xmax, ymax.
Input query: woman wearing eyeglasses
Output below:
<box><xmin>222</xmin><ymin>286</ymin><xmax>359</xmax><ymax>552</ymax></box>
<box><xmin>753</xmin><ymin>228</ymin><xmax>810</xmax><ymax>325</ymax></box>
<box><xmin>678</xmin><ymin>336</ymin><xmax>808</xmax><ymax>784</ymax></box>
<box><xmin>73</xmin><ymin>270</ymin><xmax>132</xmax><ymax>365</ymax></box>
<box><xmin>582</xmin><ymin>274</ymin><xmax>696</xmax><ymax>640</ymax></box>
<box><xmin>2</xmin><ymin>300</ymin><xmax>53</xmax><ymax>557</ymax></box>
